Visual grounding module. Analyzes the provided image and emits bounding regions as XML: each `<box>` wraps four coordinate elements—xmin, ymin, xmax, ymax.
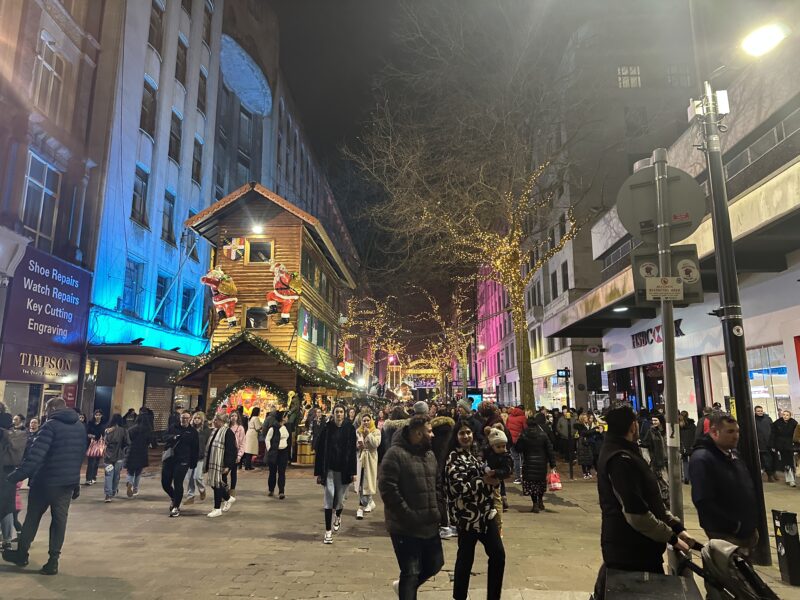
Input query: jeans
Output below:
<box><xmin>268</xmin><ymin>449</ymin><xmax>289</xmax><ymax>494</ymax></box>
<box><xmin>510</xmin><ymin>447</ymin><xmax>522</xmax><ymax>479</ymax></box>
<box><xmin>161</xmin><ymin>459</ymin><xmax>190</xmax><ymax>509</ymax></box>
<box><xmin>1</xmin><ymin>513</ymin><xmax>13</xmax><ymax>541</ymax></box>
<box><xmin>86</xmin><ymin>456</ymin><xmax>100</xmax><ymax>482</ymax></box>
<box><xmin>126</xmin><ymin>468</ymin><xmax>142</xmax><ymax>491</ymax></box>
<box><xmin>323</xmin><ymin>470</ymin><xmax>349</xmax><ymax>510</ymax></box>
<box><xmin>186</xmin><ymin>459</ymin><xmax>205</xmax><ymax>497</ymax></box>
<box><xmin>17</xmin><ymin>484</ymin><xmax>74</xmax><ymax>558</ymax></box>
<box><xmin>681</xmin><ymin>456</ymin><xmax>690</xmax><ymax>483</ymax></box>
<box><xmin>389</xmin><ymin>533</ymin><xmax>444</xmax><ymax>600</ymax></box>
<box><xmin>759</xmin><ymin>451</ymin><xmax>775</xmax><ymax>475</ymax></box>
<box><xmin>453</xmin><ymin>519</ymin><xmax>505</xmax><ymax>600</ymax></box>
<box><xmin>103</xmin><ymin>460</ymin><xmax>124</xmax><ymax>497</ymax></box>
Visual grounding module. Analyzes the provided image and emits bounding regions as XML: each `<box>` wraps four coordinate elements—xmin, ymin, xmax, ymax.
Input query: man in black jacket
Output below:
<box><xmin>161</xmin><ymin>411</ymin><xmax>199</xmax><ymax>518</ymax></box>
<box><xmin>3</xmin><ymin>397</ymin><xmax>87</xmax><ymax>575</ymax></box>
<box><xmin>313</xmin><ymin>404</ymin><xmax>357</xmax><ymax>544</ymax></box>
<box><xmin>754</xmin><ymin>406</ymin><xmax>775</xmax><ymax>482</ymax></box>
<box><xmin>379</xmin><ymin>415</ymin><xmax>443</xmax><ymax>599</ymax></box>
<box><xmin>593</xmin><ymin>405</ymin><xmax>693</xmax><ymax>600</ymax></box>
<box><xmin>689</xmin><ymin>412</ymin><xmax>758</xmax><ymax>554</ymax></box>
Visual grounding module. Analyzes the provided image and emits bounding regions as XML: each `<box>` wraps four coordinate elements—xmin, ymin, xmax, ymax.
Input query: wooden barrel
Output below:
<box><xmin>296</xmin><ymin>441</ymin><xmax>314</xmax><ymax>465</ymax></box>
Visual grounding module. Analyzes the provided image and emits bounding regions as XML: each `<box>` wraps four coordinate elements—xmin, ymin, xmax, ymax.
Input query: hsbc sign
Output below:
<box><xmin>631</xmin><ymin>319</ymin><xmax>685</xmax><ymax>349</ymax></box>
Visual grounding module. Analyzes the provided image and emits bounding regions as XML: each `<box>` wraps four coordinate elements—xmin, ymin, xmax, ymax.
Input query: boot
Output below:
<box><xmin>502</xmin><ymin>496</ymin><xmax>509</xmax><ymax>512</ymax></box>
<box><xmin>40</xmin><ymin>556</ymin><xmax>58</xmax><ymax>575</ymax></box>
<box><xmin>2</xmin><ymin>548</ymin><xmax>29</xmax><ymax>567</ymax></box>
<box><xmin>531</xmin><ymin>503</ymin><xmax>540</xmax><ymax>513</ymax></box>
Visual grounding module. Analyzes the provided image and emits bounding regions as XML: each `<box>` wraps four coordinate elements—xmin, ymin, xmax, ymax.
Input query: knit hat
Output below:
<box><xmin>413</xmin><ymin>401</ymin><xmax>429</xmax><ymax>415</ymax></box>
<box><xmin>457</xmin><ymin>399</ymin><xmax>472</xmax><ymax>413</ymax></box>
<box><xmin>487</xmin><ymin>427</ymin><xmax>508</xmax><ymax>448</ymax></box>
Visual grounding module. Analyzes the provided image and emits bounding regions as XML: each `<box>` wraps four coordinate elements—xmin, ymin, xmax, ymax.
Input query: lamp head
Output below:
<box><xmin>741</xmin><ymin>23</ymin><xmax>790</xmax><ymax>57</ymax></box>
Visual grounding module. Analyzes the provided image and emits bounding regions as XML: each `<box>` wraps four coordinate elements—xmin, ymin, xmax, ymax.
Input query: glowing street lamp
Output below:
<box><xmin>741</xmin><ymin>22</ymin><xmax>790</xmax><ymax>57</ymax></box>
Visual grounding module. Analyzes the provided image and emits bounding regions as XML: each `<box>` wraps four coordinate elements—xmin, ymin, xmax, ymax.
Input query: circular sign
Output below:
<box><xmin>616</xmin><ymin>165</ymin><xmax>707</xmax><ymax>244</ymax></box>
<box><xmin>677</xmin><ymin>259</ymin><xmax>700</xmax><ymax>284</ymax></box>
<box><xmin>732</xmin><ymin>325</ymin><xmax>744</xmax><ymax>337</ymax></box>
<box><xmin>639</xmin><ymin>261</ymin><xmax>659</xmax><ymax>278</ymax></box>
<box><xmin>586</xmin><ymin>345</ymin><xmax>601</xmax><ymax>358</ymax></box>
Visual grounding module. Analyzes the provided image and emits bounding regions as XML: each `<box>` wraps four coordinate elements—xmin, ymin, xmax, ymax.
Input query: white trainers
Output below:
<box><xmin>365</xmin><ymin>499</ymin><xmax>376</xmax><ymax>513</ymax></box>
<box><xmin>392</xmin><ymin>580</ymin><xmax>399</xmax><ymax>596</ymax></box>
<box><xmin>449</xmin><ymin>525</ymin><xmax>459</xmax><ymax>536</ymax></box>
<box><xmin>221</xmin><ymin>499</ymin><xmax>232</xmax><ymax>512</ymax></box>
<box><xmin>439</xmin><ymin>526</ymin><xmax>454</xmax><ymax>539</ymax></box>
<box><xmin>226</xmin><ymin>495</ymin><xmax>237</xmax><ymax>505</ymax></box>
<box><xmin>207</xmin><ymin>509</ymin><xmax>223</xmax><ymax>518</ymax></box>
<box><xmin>333</xmin><ymin>515</ymin><xmax>341</xmax><ymax>532</ymax></box>
<box><xmin>323</xmin><ymin>531</ymin><xmax>333</xmax><ymax>544</ymax></box>
<box><xmin>356</xmin><ymin>508</ymin><xmax>364</xmax><ymax>520</ymax></box>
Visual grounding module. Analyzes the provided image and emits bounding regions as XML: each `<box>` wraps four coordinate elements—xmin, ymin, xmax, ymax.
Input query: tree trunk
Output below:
<box><xmin>516</xmin><ymin>324</ymin><xmax>534</xmax><ymax>412</ymax></box>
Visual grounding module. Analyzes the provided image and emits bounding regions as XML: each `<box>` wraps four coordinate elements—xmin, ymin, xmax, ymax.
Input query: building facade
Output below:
<box><xmin>0</xmin><ymin>0</ymin><xmax>104</xmax><ymax>418</ymax></box>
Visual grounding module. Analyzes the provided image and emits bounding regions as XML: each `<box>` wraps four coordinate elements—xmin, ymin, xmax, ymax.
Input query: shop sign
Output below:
<box><xmin>645</xmin><ymin>277</ymin><xmax>684</xmax><ymax>301</ymax></box>
<box><xmin>0</xmin><ymin>342</ymin><xmax>80</xmax><ymax>384</ymax></box>
<box><xmin>631</xmin><ymin>319</ymin><xmax>686</xmax><ymax>349</ymax></box>
<box><xmin>2</xmin><ymin>246</ymin><xmax>92</xmax><ymax>352</ymax></box>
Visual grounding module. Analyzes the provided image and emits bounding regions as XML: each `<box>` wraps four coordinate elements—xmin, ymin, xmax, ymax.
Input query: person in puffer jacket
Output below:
<box><xmin>505</xmin><ymin>407</ymin><xmax>527</xmax><ymax>481</ymax></box>
<box><xmin>3</xmin><ymin>397</ymin><xmax>87</xmax><ymax>575</ymax></box>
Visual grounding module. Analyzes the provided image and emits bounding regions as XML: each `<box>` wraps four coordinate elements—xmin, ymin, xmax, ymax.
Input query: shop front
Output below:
<box><xmin>0</xmin><ymin>244</ymin><xmax>91</xmax><ymax>418</ymax></box>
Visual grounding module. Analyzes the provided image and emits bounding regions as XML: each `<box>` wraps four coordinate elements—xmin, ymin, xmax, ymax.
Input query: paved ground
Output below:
<box><xmin>1</xmin><ymin>460</ymin><xmax>799</xmax><ymax>600</ymax></box>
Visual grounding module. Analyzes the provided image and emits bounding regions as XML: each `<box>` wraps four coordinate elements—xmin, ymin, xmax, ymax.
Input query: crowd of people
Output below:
<box><xmin>1</xmin><ymin>394</ymin><xmax>798</xmax><ymax>599</ymax></box>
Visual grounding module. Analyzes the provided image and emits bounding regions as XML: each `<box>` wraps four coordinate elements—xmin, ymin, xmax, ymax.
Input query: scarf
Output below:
<box><xmin>206</xmin><ymin>424</ymin><xmax>229</xmax><ymax>488</ymax></box>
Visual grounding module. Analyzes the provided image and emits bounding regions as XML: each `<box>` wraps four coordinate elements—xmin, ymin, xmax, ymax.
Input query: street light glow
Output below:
<box><xmin>741</xmin><ymin>23</ymin><xmax>789</xmax><ymax>57</ymax></box>
<box><xmin>478</xmin><ymin>343</ymin><xmax>486</xmax><ymax>351</ymax></box>
<box><xmin>357</xmin><ymin>377</ymin><xmax>366</xmax><ymax>387</ymax></box>
<box><xmin>612</xmin><ymin>306</ymin><xmax>629</xmax><ymax>313</ymax></box>
<box><xmin>252</xmin><ymin>224</ymin><xmax>264</xmax><ymax>234</ymax></box>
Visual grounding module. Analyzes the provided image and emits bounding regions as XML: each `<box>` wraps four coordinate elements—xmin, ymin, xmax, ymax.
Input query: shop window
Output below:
<box><xmin>22</xmin><ymin>152</ymin><xmax>61</xmax><ymax>253</ymax></box>
<box><xmin>244</xmin><ymin>237</ymin><xmax>273</xmax><ymax>264</ymax></box>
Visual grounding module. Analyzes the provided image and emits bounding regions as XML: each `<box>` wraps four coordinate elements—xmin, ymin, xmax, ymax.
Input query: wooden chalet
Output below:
<box><xmin>174</xmin><ymin>182</ymin><xmax>359</xmax><ymax>413</ymax></box>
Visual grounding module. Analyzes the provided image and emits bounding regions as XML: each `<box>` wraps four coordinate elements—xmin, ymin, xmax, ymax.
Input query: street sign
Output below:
<box><xmin>585</xmin><ymin>345</ymin><xmax>602</xmax><ymax>358</ymax></box>
<box><xmin>646</xmin><ymin>277</ymin><xmax>684</xmax><ymax>301</ymax></box>
<box><xmin>557</xmin><ymin>368</ymin><xmax>570</xmax><ymax>378</ymax></box>
<box><xmin>616</xmin><ymin>165</ymin><xmax>706</xmax><ymax>244</ymax></box>
<box><xmin>631</xmin><ymin>244</ymin><xmax>704</xmax><ymax>306</ymax></box>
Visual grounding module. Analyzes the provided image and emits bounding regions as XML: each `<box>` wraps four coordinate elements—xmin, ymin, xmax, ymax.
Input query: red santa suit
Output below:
<box><xmin>201</xmin><ymin>268</ymin><xmax>238</xmax><ymax>327</ymax></box>
<box><xmin>266</xmin><ymin>264</ymin><xmax>299</xmax><ymax>325</ymax></box>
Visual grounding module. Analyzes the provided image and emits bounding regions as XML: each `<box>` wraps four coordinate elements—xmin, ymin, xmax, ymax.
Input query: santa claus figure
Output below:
<box><xmin>266</xmin><ymin>262</ymin><xmax>300</xmax><ymax>326</ymax></box>
<box><xmin>201</xmin><ymin>266</ymin><xmax>239</xmax><ymax>328</ymax></box>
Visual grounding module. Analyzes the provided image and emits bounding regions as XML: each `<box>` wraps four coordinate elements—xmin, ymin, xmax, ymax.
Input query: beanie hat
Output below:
<box><xmin>413</xmin><ymin>401</ymin><xmax>429</xmax><ymax>415</ymax></box>
<box><xmin>487</xmin><ymin>427</ymin><xmax>508</xmax><ymax>447</ymax></box>
<box><xmin>457</xmin><ymin>399</ymin><xmax>472</xmax><ymax>413</ymax></box>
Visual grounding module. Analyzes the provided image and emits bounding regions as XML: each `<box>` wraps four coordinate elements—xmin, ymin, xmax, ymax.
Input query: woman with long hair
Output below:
<box><xmin>445</xmin><ymin>420</ymin><xmax>505</xmax><ymax>600</ymax></box>
<box><xmin>243</xmin><ymin>407</ymin><xmax>261</xmax><ymax>470</ymax></box>
<box><xmin>515</xmin><ymin>414</ymin><xmax>556</xmax><ymax>512</ymax></box>
<box><xmin>228</xmin><ymin>410</ymin><xmax>246</xmax><ymax>496</ymax></box>
<box><xmin>772</xmin><ymin>410</ymin><xmax>799</xmax><ymax>487</ymax></box>
<box><xmin>205</xmin><ymin>413</ymin><xmax>237</xmax><ymax>517</ymax></box>
<box><xmin>103</xmin><ymin>414</ymin><xmax>129</xmax><ymax>502</ymax></box>
<box><xmin>355</xmin><ymin>413</ymin><xmax>381</xmax><ymax>519</ymax></box>
<box><xmin>125</xmin><ymin>414</ymin><xmax>151</xmax><ymax>498</ymax></box>
<box><xmin>265</xmin><ymin>411</ymin><xmax>290</xmax><ymax>498</ymax></box>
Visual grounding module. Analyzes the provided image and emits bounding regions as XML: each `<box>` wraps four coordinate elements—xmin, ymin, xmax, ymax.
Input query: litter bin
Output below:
<box><xmin>772</xmin><ymin>509</ymin><xmax>800</xmax><ymax>586</ymax></box>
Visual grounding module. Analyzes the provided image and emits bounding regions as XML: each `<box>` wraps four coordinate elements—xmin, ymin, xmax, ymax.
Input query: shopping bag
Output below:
<box><xmin>546</xmin><ymin>470</ymin><xmax>562</xmax><ymax>492</ymax></box>
<box><xmin>86</xmin><ymin>438</ymin><xmax>106</xmax><ymax>458</ymax></box>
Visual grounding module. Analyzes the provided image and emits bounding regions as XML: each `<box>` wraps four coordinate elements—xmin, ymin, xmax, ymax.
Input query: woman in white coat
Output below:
<box><xmin>355</xmin><ymin>413</ymin><xmax>381</xmax><ymax>519</ymax></box>
<box><xmin>243</xmin><ymin>407</ymin><xmax>262</xmax><ymax>470</ymax></box>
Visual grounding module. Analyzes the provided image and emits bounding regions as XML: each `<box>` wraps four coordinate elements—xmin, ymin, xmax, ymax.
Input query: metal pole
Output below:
<box><xmin>652</xmin><ymin>148</ymin><xmax>684</xmax><ymax>533</ymax></box>
<box><xmin>699</xmin><ymin>80</ymin><xmax>771</xmax><ymax>565</ymax></box>
<box><xmin>565</xmin><ymin>369</ymin><xmax>574</xmax><ymax>480</ymax></box>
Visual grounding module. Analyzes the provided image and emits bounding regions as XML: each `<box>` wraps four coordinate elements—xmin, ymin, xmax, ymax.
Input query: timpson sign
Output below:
<box><xmin>0</xmin><ymin>246</ymin><xmax>90</xmax><ymax>384</ymax></box>
<box><xmin>631</xmin><ymin>319</ymin><xmax>685</xmax><ymax>349</ymax></box>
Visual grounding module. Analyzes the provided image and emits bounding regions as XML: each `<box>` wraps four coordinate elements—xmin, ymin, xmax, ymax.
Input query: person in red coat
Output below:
<box><xmin>505</xmin><ymin>407</ymin><xmax>527</xmax><ymax>482</ymax></box>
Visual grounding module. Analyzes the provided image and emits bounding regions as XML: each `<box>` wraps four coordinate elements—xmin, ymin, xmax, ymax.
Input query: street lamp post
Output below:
<box><xmin>692</xmin><ymin>80</ymin><xmax>771</xmax><ymax>566</ymax></box>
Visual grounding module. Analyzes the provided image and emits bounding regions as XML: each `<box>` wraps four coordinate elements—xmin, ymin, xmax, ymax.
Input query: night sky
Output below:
<box><xmin>269</xmin><ymin>0</ymin><xmax>404</xmax><ymax>166</ymax></box>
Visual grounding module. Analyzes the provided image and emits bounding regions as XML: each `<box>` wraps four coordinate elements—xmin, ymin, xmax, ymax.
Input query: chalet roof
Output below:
<box><xmin>171</xmin><ymin>330</ymin><xmax>361</xmax><ymax>392</ymax></box>
<box><xmin>185</xmin><ymin>182</ymin><xmax>356</xmax><ymax>289</ymax></box>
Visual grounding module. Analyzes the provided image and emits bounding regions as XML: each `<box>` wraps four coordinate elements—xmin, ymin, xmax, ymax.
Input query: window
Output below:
<box><xmin>558</xmin><ymin>213</ymin><xmax>567</xmax><ymax>239</ymax></box>
<box><xmin>617</xmin><ymin>65</ymin><xmax>641</xmax><ymax>89</ymax></box>
<box><xmin>187</xmin><ymin>209</ymin><xmax>199</xmax><ymax>261</ymax></box>
<box><xmin>32</xmin><ymin>34</ymin><xmax>65</xmax><ymax>123</ymax></box>
<box><xmin>148</xmin><ymin>1</ymin><xmax>164</xmax><ymax>54</ymax></box>
<box><xmin>238</xmin><ymin>108</ymin><xmax>252</xmax><ymax>151</ymax></box>
<box><xmin>22</xmin><ymin>152</ymin><xmax>61</xmax><ymax>253</ymax></box>
<box><xmin>667</xmin><ymin>63</ymin><xmax>690</xmax><ymax>88</ymax></box>
<box><xmin>244</xmin><ymin>237</ymin><xmax>273</xmax><ymax>264</ymax></box>
<box><xmin>161</xmin><ymin>191</ymin><xmax>176</xmax><ymax>244</ymax></box>
<box><xmin>181</xmin><ymin>0</ymin><xmax>192</xmax><ymax>16</ymax></box>
<box><xmin>197</xmin><ymin>70</ymin><xmax>207</xmax><ymax>114</ymax></box>
<box><xmin>131</xmin><ymin>167</ymin><xmax>148</xmax><ymax>225</ymax></box>
<box><xmin>561</xmin><ymin>261</ymin><xmax>569</xmax><ymax>293</ymax></box>
<box><xmin>202</xmin><ymin>5</ymin><xmax>212</xmax><ymax>46</ymax></box>
<box><xmin>180</xmin><ymin>286</ymin><xmax>196</xmax><ymax>332</ymax></box>
<box><xmin>168</xmin><ymin>112</ymin><xmax>182</xmax><ymax>162</ymax></box>
<box><xmin>218</xmin><ymin>86</ymin><xmax>230</xmax><ymax>134</ymax></box>
<box><xmin>550</xmin><ymin>270</ymin><xmax>558</xmax><ymax>300</ymax></box>
<box><xmin>192</xmin><ymin>139</ymin><xmax>203</xmax><ymax>183</ymax></box>
<box><xmin>139</xmin><ymin>80</ymin><xmax>157</xmax><ymax>136</ymax></box>
<box><xmin>236</xmin><ymin>154</ymin><xmax>250</xmax><ymax>185</ymax></box>
<box><xmin>122</xmin><ymin>259</ymin><xmax>143</xmax><ymax>316</ymax></box>
<box><xmin>154</xmin><ymin>274</ymin><xmax>172</xmax><ymax>326</ymax></box>
<box><xmin>175</xmin><ymin>39</ymin><xmax>187</xmax><ymax>87</ymax></box>
<box><xmin>624</xmin><ymin>106</ymin><xmax>649</xmax><ymax>137</ymax></box>
<box><xmin>213</xmin><ymin>140</ymin><xmax>226</xmax><ymax>198</ymax></box>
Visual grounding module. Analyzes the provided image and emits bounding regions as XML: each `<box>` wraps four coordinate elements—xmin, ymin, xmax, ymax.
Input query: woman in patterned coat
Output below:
<box><xmin>446</xmin><ymin>420</ymin><xmax>506</xmax><ymax>600</ymax></box>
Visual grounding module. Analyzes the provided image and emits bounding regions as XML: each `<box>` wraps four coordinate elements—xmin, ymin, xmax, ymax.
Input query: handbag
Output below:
<box><xmin>546</xmin><ymin>470</ymin><xmax>562</xmax><ymax>492</ymax></box>
<box><xmin>161</xmin><ymin>447</ymin><xmax>174</xmax><ymax>462</ymax></box>
<box><xmin>86</xmin><ymin>438</ymin><xmax>106</xmax><ymax>458</ymax></box>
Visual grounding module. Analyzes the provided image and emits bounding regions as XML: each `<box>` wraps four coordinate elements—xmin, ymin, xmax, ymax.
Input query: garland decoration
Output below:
<box><xmin>207</xmin><ymin>377</ymin><xmax>288</xmax><ymax>416</ymax></box>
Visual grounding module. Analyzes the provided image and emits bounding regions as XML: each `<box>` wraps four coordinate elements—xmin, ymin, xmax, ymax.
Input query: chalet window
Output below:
<box><xmin>244</xmin><ymin>237</ymin><xmax>273</xmax><ymax>264</ymax></box>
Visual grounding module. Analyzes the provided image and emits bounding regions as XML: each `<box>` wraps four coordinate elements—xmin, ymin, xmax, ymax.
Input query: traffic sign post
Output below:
<box><xmin>557</xmin><ymin>367</ymin><xmax>574</xmax><ymax>480</ymax></box>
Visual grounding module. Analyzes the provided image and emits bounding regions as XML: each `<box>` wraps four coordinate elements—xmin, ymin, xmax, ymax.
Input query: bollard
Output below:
<box><xmin>772</xmin><ymin>510</ymin><xmax>800</xmax><ymax>586</ymax></box>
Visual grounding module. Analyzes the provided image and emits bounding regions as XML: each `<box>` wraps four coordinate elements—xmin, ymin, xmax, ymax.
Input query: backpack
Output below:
<box><xmin>0</xmin><ymin>429</ymin><xmax>27</xmax><ymax>467</ymax></box>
